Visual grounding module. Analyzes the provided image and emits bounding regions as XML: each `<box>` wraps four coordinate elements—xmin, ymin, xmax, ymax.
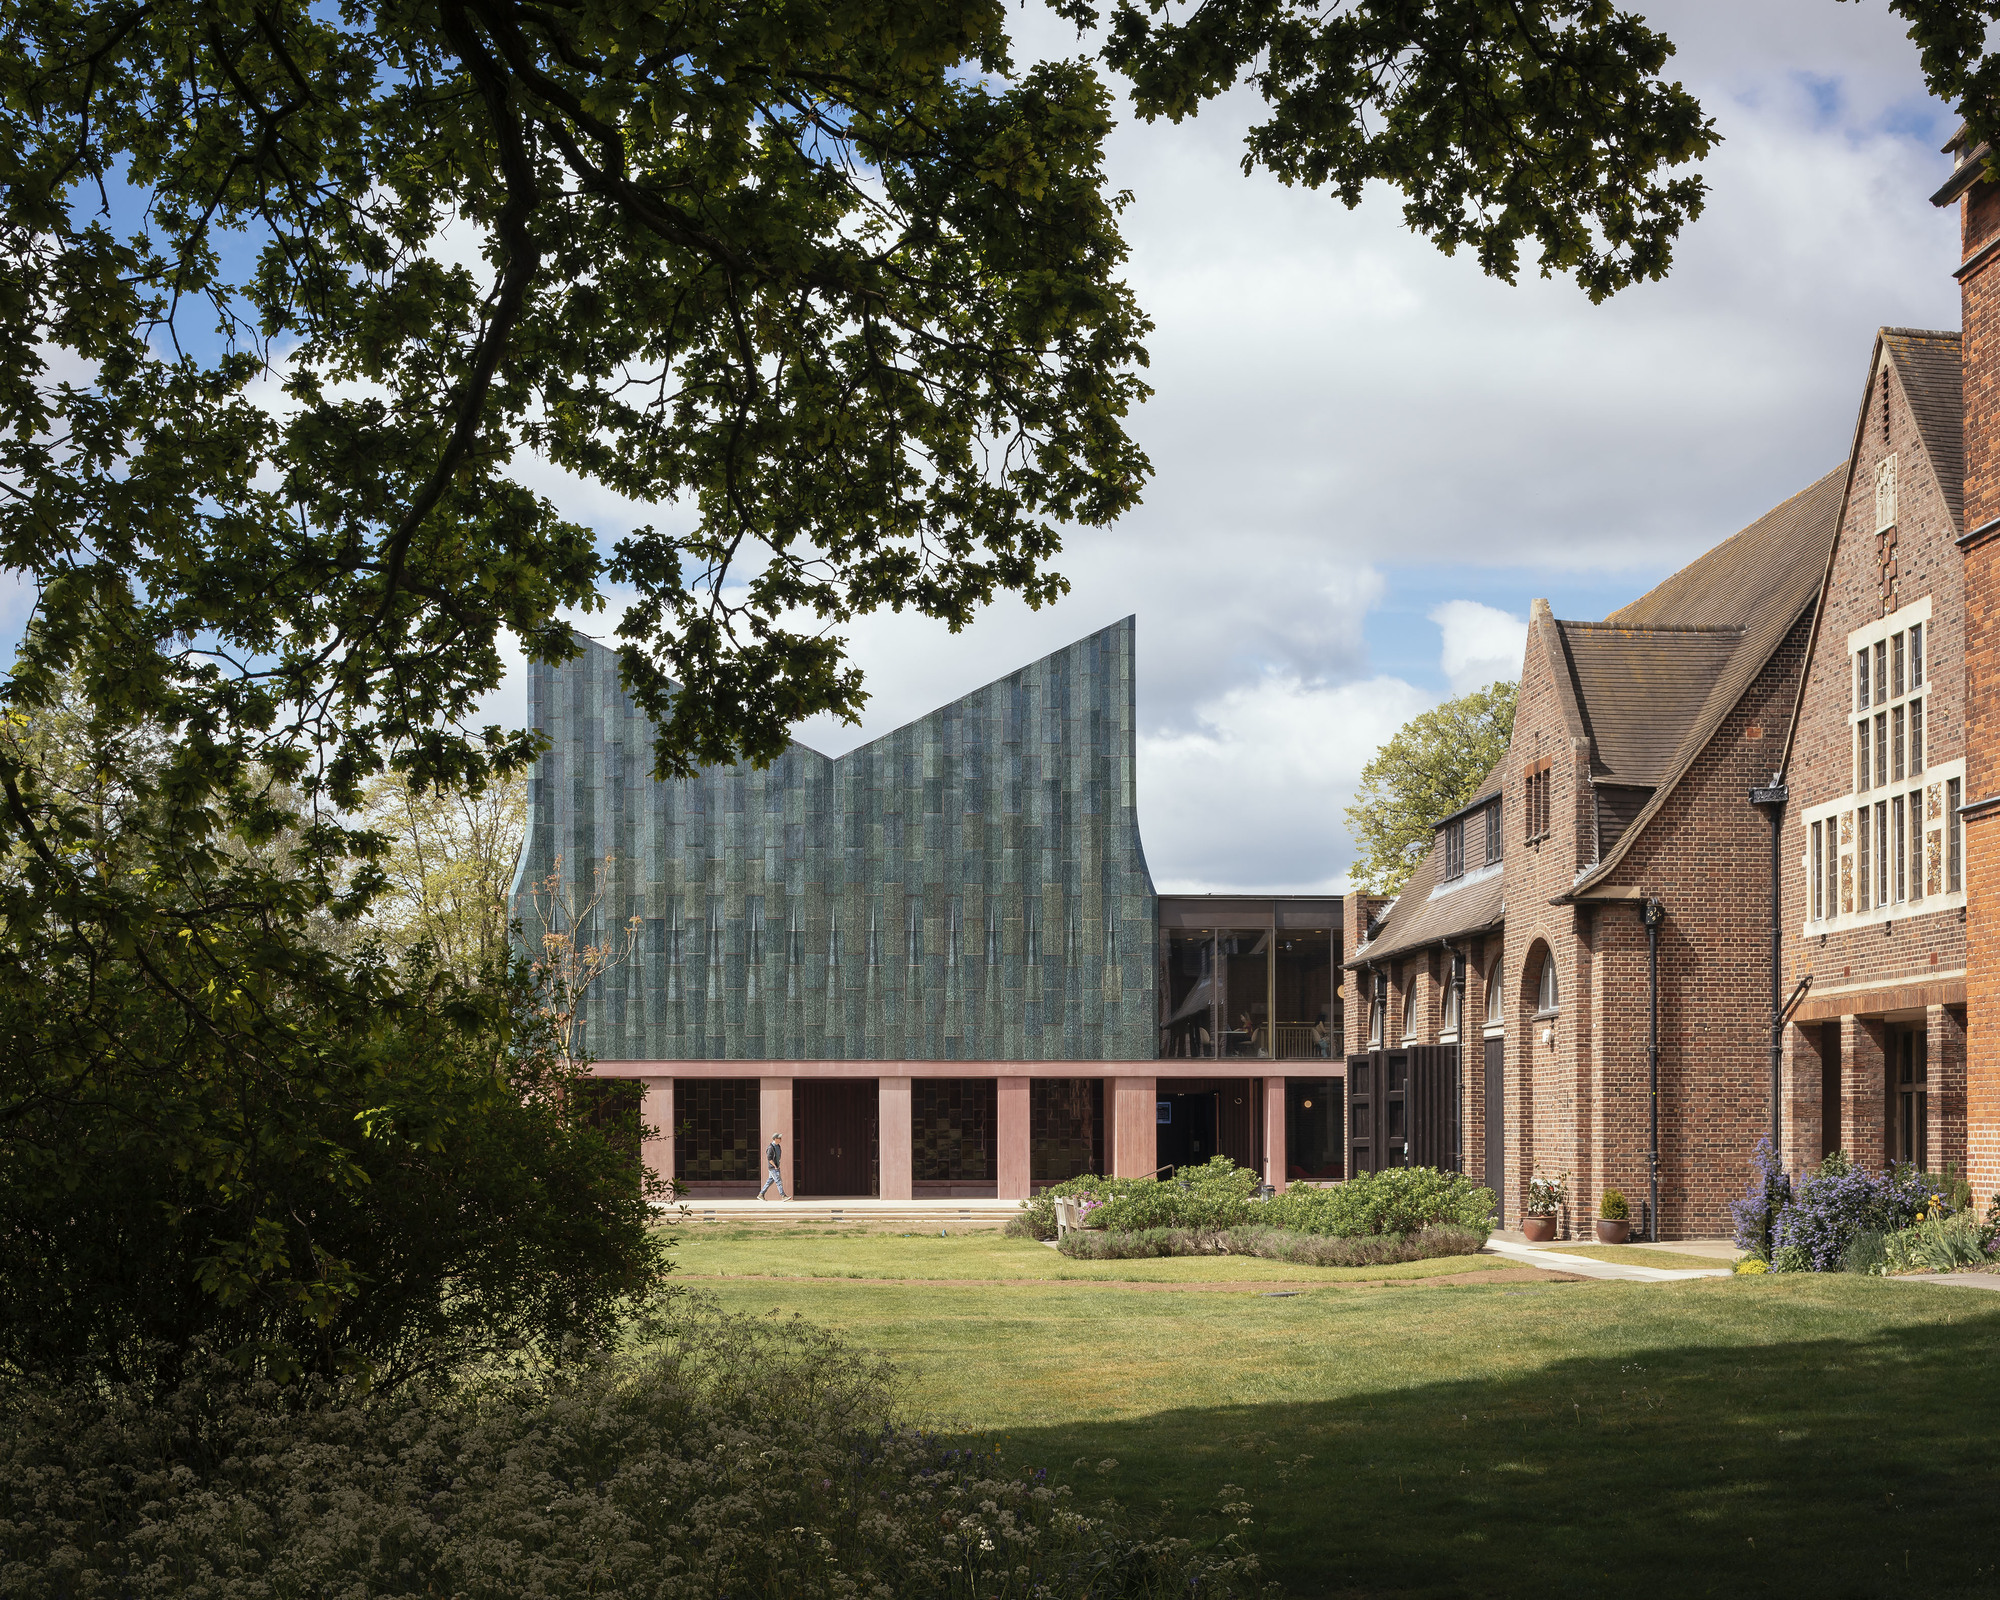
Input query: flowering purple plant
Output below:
<box><xmin>1730</xmin><ymin>1138</ymin><xmax>1792</xmax><ymax>1262</ymax></box>
<box><xmin>1758</xmin><ymin>1149</ymin><xmax>1937</xmax><ymax>1272</ymax></box>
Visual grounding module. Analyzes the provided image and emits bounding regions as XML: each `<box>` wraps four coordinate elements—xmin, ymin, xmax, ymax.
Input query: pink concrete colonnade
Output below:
<box><xmin>594</xmin><ymin>1061</ymin><xmax>1297</xmax><ymax>1201</ymax></box>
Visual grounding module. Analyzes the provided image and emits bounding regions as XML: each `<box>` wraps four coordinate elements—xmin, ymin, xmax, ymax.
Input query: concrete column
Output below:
<box><xmin>879</xmin><ymin>1077</ymin><xmax>913</xmax><ymax>1200</ymax></box>
<box><xmin>1111</xmin><ymin>1076</ymin><xmax>1157</xmax><ymax>1177</ymax></box>
<box><xmin>1264</xmin><ymin>1075</ymin><xmax>1287</xmax><ymax>1191</ymax></box>
<box><xmin>1782</xmin><ymin>1023</ymin><xmax>1824</xmax><ymax>1175</ymax></box>
<box><xmin>639</xmin><ymin>1077</ymin><xmax>674</xmax><ymax>1200</ymax></box>
<box><xmin>1840</xmin><ymin>1016</ymin><xmax>1887</xmax><ymax>1167</ymax></box>
<box><xmin>997</xmin><ymin>1076</ymin><xmax>1031</xmax><ymax>1198</ymax></box>
<box><xmin>1928</xmin><ymin>1004</ymin><xmax>1968</xmax><ymax>1178</ymax></box>
<box><xmin>760</xmin><ymin>1076</ymin><xmax>793</xmax><ymax>1196</ymax></box>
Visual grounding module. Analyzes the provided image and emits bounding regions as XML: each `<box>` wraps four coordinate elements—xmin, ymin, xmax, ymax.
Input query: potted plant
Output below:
<box><xmin>1596</xmin><ymin>1187</ymin><xmax>1632</xmax><ymax>1245</ymax></box>
<box><xmin>1524</xmin><ymin>1170</ymin><xmax>1567</xmax><ymax>1242</ymax></box>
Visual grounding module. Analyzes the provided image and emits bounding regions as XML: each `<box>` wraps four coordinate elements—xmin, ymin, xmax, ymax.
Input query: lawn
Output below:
<box><xmin>676</xmin><ymin>1226</ymin><xmax>2000</xmax><ymax>1599</ymax></box>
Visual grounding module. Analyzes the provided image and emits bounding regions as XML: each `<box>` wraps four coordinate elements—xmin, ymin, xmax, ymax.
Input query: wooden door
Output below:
<box><xmin>1484</xmin><ymin>1034</ymin><xmax>1505</xmax><ymax>1218</ymax></box>
<box><xmin>1382</xmin><ymin>1050</ymin><xmax>1409</xmax><ymax>1167</ymax></box>
<box><xmin>795</xmin><ymin>1080</ymin><xmax>879</xmax><ymax>1196</ymax></box>
<box><xmin>1407</xmin><ymin>1045</ymin><xmax>1460</xmax><ymax>1171</ymax></box>
<box><xmin>1347</xmin><ymin>1054</ymin><xmax>1373</xmax><ymax>1175</ymax></box>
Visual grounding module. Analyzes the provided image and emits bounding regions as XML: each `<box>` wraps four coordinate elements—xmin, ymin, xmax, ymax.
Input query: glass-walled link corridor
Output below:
<box><xmin>1158</xmin><ymin>900</ymin><xmax>1338</xmax><ymax>1061</ymax></box>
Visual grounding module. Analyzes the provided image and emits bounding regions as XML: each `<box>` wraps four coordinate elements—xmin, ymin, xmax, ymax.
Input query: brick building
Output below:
<box><xmin>529</xmin><ymin>138</ymin><xmax>2000</xmax><ymax>1228</ymax></box>
<box><xmin>1938</xmin><ymin>132</ymin><xmax>2000</xmax><ymax>1202</ymax></box>
<box><xmin>1344</xmin><ymin>137</ymin><xmax>2000</xmax><ymax>1239</ymax></box>
<box><xmin>1778</xmin><ymin>331</ymin><xmax>1968</xmax><ymax>1187</ymax></box>
<box><xmin>1350</xmin><ymin>481</ymin><xmax>1844</xmax><ymax>1236</ymax></box>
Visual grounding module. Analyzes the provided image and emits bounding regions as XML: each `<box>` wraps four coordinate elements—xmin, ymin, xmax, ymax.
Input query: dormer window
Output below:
<box><xmin>1442</xmin><ymin>818</ymin><xmax>1465</xmax><ymax>880</ymax></box>
<box><xmin>1484</xmin><ymin>801</ymin><xmax>1503</xmax><ymax>864</ymax></box>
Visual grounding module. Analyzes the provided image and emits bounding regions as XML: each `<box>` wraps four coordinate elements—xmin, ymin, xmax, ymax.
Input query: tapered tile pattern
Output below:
<box><xmin>515</xmin><ymin>618</ymin><xmax>1158</xmax><ymax>1060</ymax></box>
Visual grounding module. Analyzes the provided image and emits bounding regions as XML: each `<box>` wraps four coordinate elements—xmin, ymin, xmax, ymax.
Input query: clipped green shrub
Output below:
<box><xmin>0</xmin><ymin>1292</ymin><xmax>1266</xmax><ymax>1600</ymax></box>
<box><xmin>1057</xmin><ymin>1222</ymin><xmax>1487</xmax><ymax>1267</ymax></box>
<box><xmin>1599</xmin><ymin>1187</ymin><xmax>1630</xmax><ymax>1221</ymax></box>
<box><xmin>1261</xmin><ymin>1166</ymin><xmax>1494</xmax><ymax>1238</ymax></box>
<box><xmin>1092</xmin><ymin>1157</ymin><xmax>1262</xmax><ymax>1234</ymax></box>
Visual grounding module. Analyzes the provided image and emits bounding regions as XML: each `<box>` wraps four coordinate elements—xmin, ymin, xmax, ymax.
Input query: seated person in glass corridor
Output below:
<box><xmin>1313</xmin><ymin>1007</ymin><xmax>1331</xmax><ymax>1057</ymax></box>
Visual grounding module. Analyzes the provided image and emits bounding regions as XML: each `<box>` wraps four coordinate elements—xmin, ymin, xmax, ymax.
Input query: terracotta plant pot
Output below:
<box><xmin>1595</xmin><ymin>1218</ymin><xmax>1632</xmax><ymax>1245</ymax></box>
<box><xmin>1522</xmin><ymin>1213</ymin><xmax>1558</xmax><ymax>1243</ymax></box>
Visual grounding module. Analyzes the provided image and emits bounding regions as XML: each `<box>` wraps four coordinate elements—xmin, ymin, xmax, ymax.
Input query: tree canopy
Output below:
<box><xmin>1345</xmin><ymin>682</ymin><xmax>1517</xmax><ymax>896</ymax></box>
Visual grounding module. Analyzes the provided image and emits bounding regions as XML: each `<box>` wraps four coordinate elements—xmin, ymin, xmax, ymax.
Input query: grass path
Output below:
<box><xmin>676</xmin><ymin>1227</ymin><xmax>2000</xmax><ymax>1598</ymax></box>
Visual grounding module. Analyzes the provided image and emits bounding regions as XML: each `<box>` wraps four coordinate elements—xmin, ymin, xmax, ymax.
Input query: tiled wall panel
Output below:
<box><xmin>515</xmin><ymin>619</ymin><xmax>1158</xmax><ymax>1061</ymax></box>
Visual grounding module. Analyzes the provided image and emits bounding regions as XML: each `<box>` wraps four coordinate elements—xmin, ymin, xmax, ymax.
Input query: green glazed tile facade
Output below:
<box><xmin>515</xmin><ymin>617</ymin><xmax>1158</xmax><ymax>1061</ymax></box>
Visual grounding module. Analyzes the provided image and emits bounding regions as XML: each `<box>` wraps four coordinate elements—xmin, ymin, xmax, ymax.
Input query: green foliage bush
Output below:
<box><xmin>0</xmin><ymin>947</ymin><xmax>664</xmax><ymax>1392</ymax></box>
<box><xmin>1880</xmin><ymin>1212</ymin><xmax>1996</xmax><ymax>1275</ymax></box>
<box><xmin>0</xmin><ymin>1293</ymin><xmax>1265</xmax><ymax>1600</ymax></box>
<box><xmin>1599</xmin><ymin>1187</ymin><xmax>1630</xmax><ymax>1221</ymax></box>
<box><xmin>1840</xmin><ymin>1229</ymin><xmax>1888</xmax><ymax>1275</ymax></box>
<box><xmin>1261</xmin><ymin>1167</ymin><xmax>1494</xmax><ymax>1238</ymax></box>
<box><xmin>1093</xmin><ymin>1158</ymin><xmax>1262</xmax><ymax>1233</ymax></box>
<box><xmin>1057</xmin><ymin>1223</ymin><xmax>1488</xmax><ymax>1267</ymax></box>
<box><xmin>1008</xmin><ymin>1159</ymin><xmax>1268</xmax><ymax>1240</ymax></box>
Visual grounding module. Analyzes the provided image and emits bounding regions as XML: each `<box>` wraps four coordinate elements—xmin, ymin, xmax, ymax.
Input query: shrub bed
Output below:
<box><xmin>1735</xmin><ymin>1143</ymin><xmax>1997</xmax><ymax>1274</ymax></box>
<box><xmin>1057</xmin><ymin>1222</ymin><xmax>1489</xmax><ymax>1266</ymax></box>
<box><xmin>0</xmin><ymin>1293</ymin><xmax>1264</xmax><ymax>1600</ymax></box>
<box><xmin>1261</xmin><ymin>1166</ymin><xmax>1495</xmax><ymax>1237</ymax></box>
<box><xmin>1010</xmin><ymin>1160</ymin><xmax>1496</xmax><ymax>1244</ymax></box>
<box><xmin>1880</xmin><ymin>1211</ymin><xmax>1995</xmax><ymax>1275</ymax></box>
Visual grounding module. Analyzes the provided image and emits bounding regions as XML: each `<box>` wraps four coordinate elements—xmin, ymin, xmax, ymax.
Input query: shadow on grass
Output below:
<box><xmin>1007</xmin><ymin>1291</ymin><xmax>2000</xmax><ymax>1600</ymax></box>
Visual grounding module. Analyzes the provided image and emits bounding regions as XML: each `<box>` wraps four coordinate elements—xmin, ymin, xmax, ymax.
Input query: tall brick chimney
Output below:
<box><xmin>1936</xmin><ymin>128</ymin><xmax>2000</xmax><ymax>1198</ymax></box>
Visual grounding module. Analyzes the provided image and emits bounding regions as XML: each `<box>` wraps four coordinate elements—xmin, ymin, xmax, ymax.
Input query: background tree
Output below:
<box><xmin>521</xmin><ymin>853</ymin><xmax>646</xmax><ymax>1076</ymax></box>
<box><xmin>361</xmin><ymin>770</ymin><xmax>528</xmax><ymax>980</ymax></box>
<box><xmin>1345</xmin><ymin>682</ymin><xmax>1518</xmax><ymax>896</ymax></box>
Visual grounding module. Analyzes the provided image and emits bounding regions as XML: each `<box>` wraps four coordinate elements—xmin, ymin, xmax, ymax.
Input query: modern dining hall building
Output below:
<box><xmin>516</xmin><ymin>617</ymin><xmax>1351</xmax><ymax>1200</ymax></box>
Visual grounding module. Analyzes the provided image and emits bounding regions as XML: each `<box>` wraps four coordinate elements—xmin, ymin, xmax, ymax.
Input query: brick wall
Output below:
<box><xmin>1563</xmin><ymin>617</ymin><xmax>1813</xmax><ymax>1234</ymax></box>
<box><xmin>1962</xmin><ymin>172</ymin><xmax>2000</xmax><ymax>1201</ymax></box>
<box><xmin>1496</xmin><ymin>600</ymin><xmax>1592</xmax><ymax>1234</ymax></box>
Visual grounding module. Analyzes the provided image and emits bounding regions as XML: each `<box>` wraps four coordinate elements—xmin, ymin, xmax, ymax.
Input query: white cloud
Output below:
<box><xmin>1431</xmin><ymin>601</ymin><xmax>1528</xmax><ymax>696</ymax></box>
<box><xmin>1137</xmin><ymin>673</ymin><xmax>1432</xmax><ymax>893</ymax></box>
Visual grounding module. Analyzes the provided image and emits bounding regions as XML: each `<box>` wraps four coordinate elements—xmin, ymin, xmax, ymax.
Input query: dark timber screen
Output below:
<box><xmin>1347</xmin><ymin>1046</ymin><xmax>1461</xmax><ymax>1176</ymax></box>
<box><xmin>1484</xmin><ymin>1035</ymin><xmax>1505</xmax><ymax>1218</ymax></box>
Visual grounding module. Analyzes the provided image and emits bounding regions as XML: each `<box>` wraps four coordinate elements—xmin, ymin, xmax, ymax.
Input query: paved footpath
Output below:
<box><xmin>1886</xmin><ymin>1270</ymin><xmax>2000</xmax><ymax>1291</ymax></box>
<box><xmin>1480</xmin><ymin>1238</ymin><xmax>1731</xmax><ymax>1282</ymax></box>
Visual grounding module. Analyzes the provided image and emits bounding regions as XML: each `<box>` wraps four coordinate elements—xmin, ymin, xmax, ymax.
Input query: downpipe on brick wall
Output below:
<box><xmin>1750</xmin><ymin>776</ymin><xmax>1790</xmax><ymax>1160</ymax></box>
<box><xmin>1643</xmin><ymin>897</ymin><xmax>1664</xmax><ymax>1243</ymax></box>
